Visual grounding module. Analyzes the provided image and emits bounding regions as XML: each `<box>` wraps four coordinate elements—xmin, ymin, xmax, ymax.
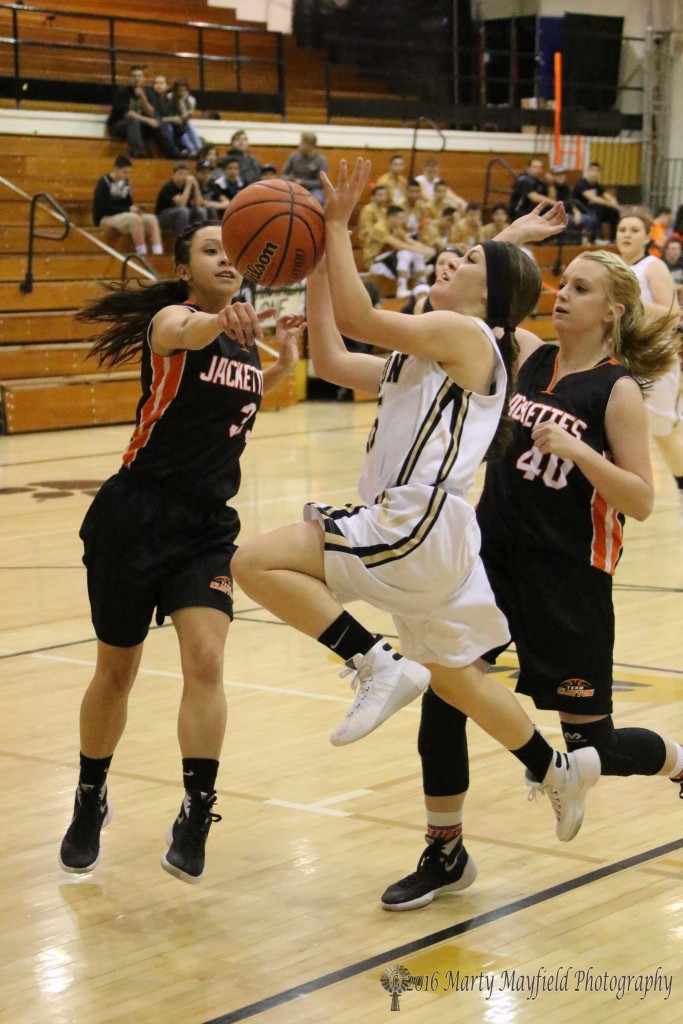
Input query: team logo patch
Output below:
<box><xmin>557</xmin><ymin>678</ymin><xmax>595</xmax><ymax>698</ymax></box>
<box><xmin>209</xmin><ymin>575</ymin><xmax>233</xmax><ymax>598</ymax></box>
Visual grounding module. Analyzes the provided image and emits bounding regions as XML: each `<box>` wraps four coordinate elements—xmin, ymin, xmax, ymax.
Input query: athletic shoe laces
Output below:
<box><xmin>339</xmin><ymin>657</ymin><xmax>373</xmax><ymax>702</ymax></box>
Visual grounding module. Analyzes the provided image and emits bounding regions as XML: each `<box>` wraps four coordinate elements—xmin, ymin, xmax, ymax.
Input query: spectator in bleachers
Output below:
<box><xmin>662</xmin><ymin>237</ymin><xmax>683</xmax><ymax>301</ymax></box>
<box><xmin>401</xmin><ymin>179</ymin><xmax>431</xmax><ymax>235</ymax></box>
<box><xmin>211</xmin><ymin>158</ymin><xmax>244</xmax><ymax>203</ymax></box>
<box><xmin>481</xmin><ymin>202</ymin><xmax>510</xmax><ymax>241</ymax></box>
<box><xmin>509</xmin><ymin>157</ymin><xmax>548</xmax><ymax>221</ymax></box>
<box><xmin>450</xmin><ymin>202</ymin><xmax>484</xmax><ymax>250</ymax></box>
<box><xmin>194</xmin><ymin>160</ymin><xmax>225</xmax><ymax>223</ymax></box>
<box><xmin>428</xmin><ymin>180</ymin><xmax>465</xmax><ymax>220</ymax></box>
<box><xmin>357</xmin><ymin>184</ymin><xmax>389</xmax><ymax>261</ymax></box>
<box><xmin>415</xmin><ymin>157</ymin><xmax>466</xmax><ymax>212</ymax></box>
<box><xmin>155</xmin><ymin>162</ymin><xmax>208</xmax><ymax>236</ymax></box>
<box><xmin>107</xmin><ymin>65</ymin><xmax>178</xmax><ymax>159</ymax></box>
<box><xmin>167</xmin><ymin>79</ymin><xmax>203</xmax><ymax>158</ymax></box>
<box><xmin>150</xmin><ymin>74</ymin><xmax>184</xmax><ymax>158</ymax></box>
<box><xmin>365</xmin><ymin>204</ymin><xmax>435</xmax><ymax>299</ymax></box>
<box><xmin>376</xmin><ymin>154</ymin><xmax>408</xmax><ymax>205</ymax></box>
<box><xmin>198</xmin><ymin>143</ymin><xmax>219</xmax><ymax>174</ymax></box>
<box><xmin>219</xmin><ymin>130</ymin><xmax>262</xmax><ymax>186</ymax></box>
<box><xmin>421</xmin><ymin>205</ymin><xmax>458</xmax><ymax>254</ymax></box>
<box><xmin>281</xmin><ymin>132</ymin><xmax>328</xmax><ymax>205</ymax></box>
<box><xmin>261</xmin><ymin>163</ymin><xmax>278</xmax><ymax>180</ymax></box>
<box><xmin>572</xmin><ymin>162</ymin><xmax>620</xmax><ymax>243</ymax></box>
<box><xmin>93</xmin><ymin>154</ymin><xmax>163</xmax><ymax>256</ymax></box>
<box><xmin>650</xmin><ymin>206</ymin><xmax>673</xmax><ymax>254</ymax></box>
<box><xmin>546</xmin><ymin>164</ymin><xmax>594</xmax><ymax>243</ymax></box>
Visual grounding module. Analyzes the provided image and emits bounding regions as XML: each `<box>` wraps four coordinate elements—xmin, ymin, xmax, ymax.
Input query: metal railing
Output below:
<box><xmin>20</xmin><ymin>190</ymin><xmax>70</xmax><ymax>293</ymax></box>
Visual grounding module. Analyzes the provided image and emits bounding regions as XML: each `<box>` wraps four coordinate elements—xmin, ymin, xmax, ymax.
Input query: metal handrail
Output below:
<box><xmin>120</xmin><ymin>252</ymin><xmax>158</xmax><ymax>285</ymax></box>
<box><xmin>20</xmin><ymin>190</ymin><xmax>71</xmax><ymax>294</ymax></box>
<box><xmin>482</xmin><ymin>156</ymin><xmax>517</xmax><ymax>216</ymax></box>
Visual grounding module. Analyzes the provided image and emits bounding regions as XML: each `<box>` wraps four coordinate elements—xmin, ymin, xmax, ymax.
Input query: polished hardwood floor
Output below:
<box><xmin>0</xmin><ymin>400</ymin><xmax>681</xmax><ymax>1024</ymax></box>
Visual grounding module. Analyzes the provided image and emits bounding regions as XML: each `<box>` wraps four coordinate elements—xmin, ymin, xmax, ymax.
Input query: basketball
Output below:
<box><xmin>221</xmin><ymin>180</ymin><xmax>325</xmax><ymax>287</ymax></box>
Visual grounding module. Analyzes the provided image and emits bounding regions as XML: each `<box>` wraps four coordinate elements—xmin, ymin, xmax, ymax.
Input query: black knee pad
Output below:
<box><xmin>562</xmin><ymin>717</ymin><xmax>666</xmax><ymax>776</ymax></box>
<box><xmin>418</xmin><ymin>687</ymin><xmax>469</xmax><ymax>796</ymax></box>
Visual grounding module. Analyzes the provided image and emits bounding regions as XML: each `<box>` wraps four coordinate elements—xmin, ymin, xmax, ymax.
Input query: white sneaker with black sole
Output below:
<box><xmin>528</xmin><ymin>749</ymin><xmax>601</xmax><ymax>842</ymax></box>
<box><xmin>330</xmin><ymin>639</ymin><xmax>431</xmax><ymax>746</ymax></box>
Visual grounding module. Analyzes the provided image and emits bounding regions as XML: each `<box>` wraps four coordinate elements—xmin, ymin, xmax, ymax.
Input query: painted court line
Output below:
<box><xmin>202</xmin><ymin>838</ymin><xmax>683</xmax><ymax>1024</ymax></box>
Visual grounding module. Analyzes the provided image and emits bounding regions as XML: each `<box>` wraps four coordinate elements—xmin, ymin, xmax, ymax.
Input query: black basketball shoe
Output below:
<box><xmin>59</xmin><ymin>784</ymin><xmax>112</xmax><ymax>873</ymax></box>
<box><xmin>161</xmin><ymin>791</ymin><xmax>222</xmax><ymax>884</ymax></box>
<box><xmin>380</xmin><ymin>837</ymin><xmax>478</xmax><ymax>911</ymax></box>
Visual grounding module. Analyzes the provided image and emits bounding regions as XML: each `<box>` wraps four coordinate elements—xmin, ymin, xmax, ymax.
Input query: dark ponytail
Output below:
<box><xmin>481</xmin><ymin>241</ymin><xmax>540</xmax><ymax>461</ymax></box>
<box><xmin>79</xmin><ymin>223</ymin><xmax>209</xmax><ymax>367</ymax></box>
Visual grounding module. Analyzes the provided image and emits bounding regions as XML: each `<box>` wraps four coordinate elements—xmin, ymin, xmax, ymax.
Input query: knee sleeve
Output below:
<box><xmin>418</xmin><ymin>686</ymin><xmax>469</xmax><ymax>796</ymax></box>
<box><xmin>562</xmin><ymin>717</ymin><xmax>666</xmax><ymax>776</ymax></box>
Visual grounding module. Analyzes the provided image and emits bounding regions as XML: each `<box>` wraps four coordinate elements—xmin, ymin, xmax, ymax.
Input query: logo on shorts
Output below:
<box><xmin>210</xmin><ymin>575</ymin><xmax>233</xmax><ymax>597</ymax></box>
<box><xmin>557</xmin><ymin>678</ymin><xmax>595</xmax><ymax>698</ymax></box>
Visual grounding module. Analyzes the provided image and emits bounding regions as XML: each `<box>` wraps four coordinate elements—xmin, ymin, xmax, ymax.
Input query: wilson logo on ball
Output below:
<box><xmin>245</xmin><ymin>241</ymin><xmax>280</xmax><ymax>280</ymax></box>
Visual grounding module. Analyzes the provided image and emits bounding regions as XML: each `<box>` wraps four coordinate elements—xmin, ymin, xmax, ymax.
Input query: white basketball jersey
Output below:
<box><xmin>630</xmin><ymin>255</ymin><xmax>658</xmax><ymax>302</ymax></box>
<box><xmin>358</xmin><ymin>318</ymin><xmax>507</xmax><ymax>504</ymax></box>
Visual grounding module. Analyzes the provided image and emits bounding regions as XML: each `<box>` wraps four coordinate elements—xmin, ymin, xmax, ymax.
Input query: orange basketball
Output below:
<box><xmin>221</xmin><ymin>180</ymin><xmax>325</xmax><ymax>287</ymax></box>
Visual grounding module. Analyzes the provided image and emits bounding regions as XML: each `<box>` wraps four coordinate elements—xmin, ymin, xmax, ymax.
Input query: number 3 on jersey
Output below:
<box><xmin>229</xmin><ymin>402</ymin><xmax>258</xmax><ymax>439</ymax></box>
<box><xmin>516</xmin><ymin>445</ymin><xmax>574</xmax><ymax>490</ymax></box>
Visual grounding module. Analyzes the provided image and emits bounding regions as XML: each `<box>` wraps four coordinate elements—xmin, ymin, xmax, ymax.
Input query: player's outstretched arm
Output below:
<box><xmin>306</xmin><ymin>258</ymin><xmax>384</xmax><ymax>393</ymax></box>
<box><xmin>151</xmin><ymin>302</ymin><xmax>275</xmax><ymax>354</ymax></box>
<box><xmin>497</xmin><ymin>202</ymin><xmax>568</xmax><ymax>247</ymax></box>
<box><xmin>262</xmin><ymin>314</ymin><xmax>304</xmax><ymax>393</ymax></box>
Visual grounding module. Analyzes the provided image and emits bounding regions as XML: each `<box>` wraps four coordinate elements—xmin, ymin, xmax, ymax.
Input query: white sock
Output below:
<box><xmin>669</xmin><ymin>742</ymin><xmax>683</xmax><ymax>780</ymax></box>
<box><xmin>135</xmin><ymin>244</ymin><xmax>148</xmax><ymax>255</ymax></box>
<box><xmin>152</xmin><ymin>244</ymin><xmax>163</xmax><ymax>255</ymax></box>
<box><xmin>426</xmin><ymin>809</ymin><xmax>463</xmax><ymax>853</ymax></box>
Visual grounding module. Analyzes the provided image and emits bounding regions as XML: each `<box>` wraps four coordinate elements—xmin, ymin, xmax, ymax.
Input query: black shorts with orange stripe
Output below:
<box><xmin>80</xmin><ymin>470</ymin><xmax>239</xmax><ymax>648</ymax></box>
<box><xmin>481</xmin><ymin>538</ymin><xmax>614</xmax><ymax>715</ymax></box>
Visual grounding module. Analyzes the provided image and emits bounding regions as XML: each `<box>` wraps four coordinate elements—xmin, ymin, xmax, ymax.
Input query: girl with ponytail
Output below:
<box><xmin>59</xmin><ymin>223</ymin><xmax>303</xmax><ymax>885</ymax></box>
<box><xmin>233</xmin><ymin>158</ymin><xmax>601</xmax><ymax>848</ymax></box>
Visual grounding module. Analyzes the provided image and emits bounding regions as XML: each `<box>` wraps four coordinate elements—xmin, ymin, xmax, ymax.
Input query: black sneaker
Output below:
<box><xmin>161</xmin><ymin>791</ymin><xmax>222</xmax><ymax>885</ymax></box>
<box><xmin>671</xmin><ymin>770</ymin><xmax>683</xmax><ymax>799</ymax></box>
<box><xmin>380</xmin><ymin>838</ymin><xmax>478</xmax><ymax>911</ymax></box>
<box><xmin>59</xmin><ymin>784</ymin><xmax>112</xmax><ymax>873</ymax></box>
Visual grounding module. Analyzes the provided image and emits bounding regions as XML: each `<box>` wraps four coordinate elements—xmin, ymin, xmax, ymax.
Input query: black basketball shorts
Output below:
<box><xmin>80</xmin><ymin>471</ymin><xmax>240</xmax><ymax>648</ymax></box>
<box><xmin>481</xmin><ymin>539</ymin><xmax>615</xmax><ymax>716</ymax></box>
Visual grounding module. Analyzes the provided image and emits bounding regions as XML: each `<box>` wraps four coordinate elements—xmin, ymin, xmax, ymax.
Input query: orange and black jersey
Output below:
<box><xmin>121</xmin><ymin>304</ymin><xmax>263</xmax><ymax>505</ymax></box>
<box><xmin>476</xmin><ymin>343</ymin><xmax>633</xmax><ymax>575</ymax></box>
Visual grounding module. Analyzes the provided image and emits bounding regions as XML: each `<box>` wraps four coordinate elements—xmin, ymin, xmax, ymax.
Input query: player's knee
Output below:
<box><xmin>230</xmin><ymin>542</ymin><xmax>261</xmax><ymax>586</ymax></box>
<box><xmin>183</xmin><ymin>644</ymin><xmax>224</xmax><ymax>688</ymax></box>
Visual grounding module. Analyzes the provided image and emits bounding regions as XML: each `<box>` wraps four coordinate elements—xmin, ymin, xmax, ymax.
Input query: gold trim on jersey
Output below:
<box><xmin>396</xmin><ymin>378</ymin><xmax>469</xmax><ymax>488</ymax></box>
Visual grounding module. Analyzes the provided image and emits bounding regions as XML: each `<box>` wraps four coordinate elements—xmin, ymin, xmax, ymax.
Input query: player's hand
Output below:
<box><xmin>218</xmin><ymin>303</ymin><xmax>276</xmax><ymax>349</ymax></box>
<box><xmin>275</xmin><ymin>313</ymin><xmax>305</xmax><ymax>371</ymax></box>
<box><xmin>502</xmin><ymin>202</ymin><xmax>568</xmax><ymax>247</ymax></box>
<box><xmin>531</xmin><ymin>419</ymin><xmax>581</xmax><ymax>460</ymax></box>
<box><xmin>321</xmin><ymin>158</ymin><xmax>372</xmax><ymax>226</ymax></box>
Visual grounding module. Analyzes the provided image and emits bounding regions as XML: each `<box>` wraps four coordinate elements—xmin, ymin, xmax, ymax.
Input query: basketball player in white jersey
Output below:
<box><xmin>233</xmin><ymin>160</ymin><xmax>602</xmax><ymax>844</ymax></box>
<box><xmin>616</xmin><ymin>215</ymin><xmax>683</xmax><ymax>522</ymax></box>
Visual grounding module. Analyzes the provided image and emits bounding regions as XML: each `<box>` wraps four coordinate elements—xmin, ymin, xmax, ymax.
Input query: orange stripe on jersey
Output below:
<box><xmin>122</xmin><ymin>351</ymin><xmax>187</xmax><ymax>467</ymax></box>
<box><xmin>590</xmin><ymin>490</ymin><xmax>623</xmax><ymax>574</ymax></box>
<box><xmin>543</xmin><ymin>353</ymin><xmax>621</xmax><ymax>396</ymax></box>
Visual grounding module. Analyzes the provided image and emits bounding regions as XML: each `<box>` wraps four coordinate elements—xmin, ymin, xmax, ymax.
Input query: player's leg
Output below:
<box><xmin>59</xmin><ymin>640</ymin><xmax>142</xmax><ymax>873</ymax></box>
<box><xmin>232</xmin><ymin>520</ymin><xmax>431</xmax><ymax>744</ymax></box>
<box><xmin>161</xmin><ymin>606</ymin><xmax>229</xmax><ymax>884</ymax></box>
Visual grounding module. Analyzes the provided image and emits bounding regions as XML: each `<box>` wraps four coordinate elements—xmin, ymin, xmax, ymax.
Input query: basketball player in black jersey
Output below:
<box><xmin>381</xmin><ymin>246</ymin><xmax>683</xmax><ymax>911</ymax></box>
<box><xmin>59</xmin><ymin>223</ymin><xmax>303</xmax><ymax>884</ymax></box>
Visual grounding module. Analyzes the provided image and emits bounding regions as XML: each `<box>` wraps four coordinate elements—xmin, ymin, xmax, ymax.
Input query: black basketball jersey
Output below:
<box><xmin>121</xmin><ymin>305</ymin><xmax>263</xmax><ymax>505</ymax></box>
<box><xmin>477</xmin><ymin>344</ymin><xmax>633</xmax><ymax>574</ymax></box>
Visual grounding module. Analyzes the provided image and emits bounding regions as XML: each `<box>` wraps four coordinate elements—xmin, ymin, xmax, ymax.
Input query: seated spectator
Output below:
<box><xmin>376</xmin><ymin>153</ymin><xmax>408</xmax><ymax>205</ymax></box>
<box><xmin>427</xmin><ymin>180</ymin><xmax>466</xmax><ymax>221</ymax></box>
<box><xmin>662</xmin><ymin>237</ymin><xmax>683</xmax><ymax>302</ymax></box>
<box><xmin>194</xmin><ymin>159</ymin><xmax>225</xmax><ymax>222</ymax></box>
<box><xmin>421</xmin><ymin>205</ymin><xmax>458</xmax><ymax>254</ymax></box>
<box><xmin>107</xmin><ymin>65</ymin><xmax>178</xmax><ymax>159</ymax></box>
<box><xmin>572</xmin><ymin>161</ymin><xmax>620</xmax><ymax>243</ymax></box>
<box><xmin>415</xmin><ymin>157</ymin><xmax>466</xmax><ymax>212</ymax></box>
<box><xmin>281</xmin><ymin>132</ymin><xmax>328</xmax><ymax>205</ymax></box>
<box><xmin>546</xmin><ymin>164</ymin><xmax>594</xmax><ymax>243</ymax></box>
<box><xmin>481</xmin><ymin>202</ymin><xmax>510</xmax><ymax>240</ymax></box>
<box><xmin>211</xmin><ymin>158</ymin><xmax>244</xmax><ymax>202</ymax></box>
<box><xmin>92</xmin><ymin>154</ymin><xmax>163</xmax><ymax>255</ymax></box>
<box><xmin>197</xmin><ymin>143</ymin><xmax>219</xmax><ymax>173</ymax></box>
<box><xmin>450</xmin><ymin>202</ymin><xmax>483</xmax><ymax>250</ymax></box>
<box><xmin>261</xmin><ymin>163</ymin><xmax>277</xmax><ymax>180</ymax></box>
<box><xmin>401</xmin><ymin>179</ymin><xmax>431</xmax><ymax>234</ymax></box>
<box><xmin>650</xmin><ymin>206</ymin><xmax>673</xmax><ymax>254</ymax></box>
<box><xmin>509</xmin><ymin>157</ymin><xmax>548</xmax><ymax>221</ymax></box>
<box><xmin>155</xmin><ymin>162</ymin><xmax>208</xmax><ymax>236</ymax></box>
<box><xmin>150</xmin><ymin>74</ymin><xmax>184</xmax><ymax>157</ymax></box>
<box><xmin>219</xmin><ymin>129</ymin><xmax>262</xmax><ymax>186</ymax></box>
<box><xmin>167</xmin><ymin>78</ymin><xmax>203</xmax><ymax>157</ymax></box>
<box><xmin>366</xmin><ymin>204</ymin><xmax>435</xmax><ymax>299</ymax></box>
<box><xmin>357</xmin><ymin>184</ymin><xmax>390</xmax><ymax>263</ymax></box>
